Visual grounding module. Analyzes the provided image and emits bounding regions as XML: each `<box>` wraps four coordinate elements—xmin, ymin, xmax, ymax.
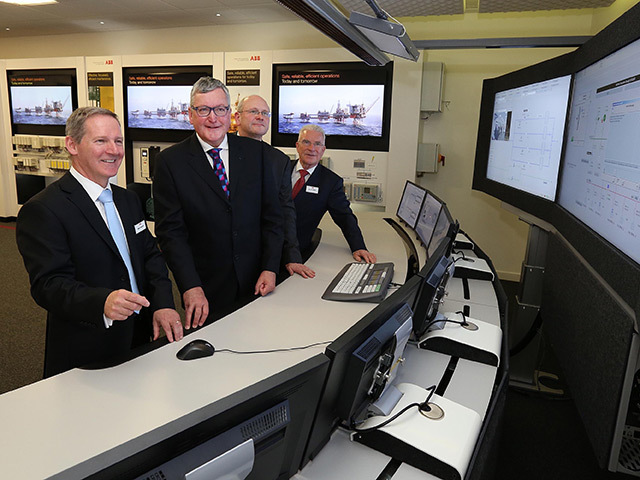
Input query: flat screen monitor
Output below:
<box><xmin>122</xmin><ymin>65</ymin><xmax>213</xmax><ymax>142</ymax></box>
<box><xmin>7</xmin><ymin>68</ymin><xmax>78</xmax><ymax>136</ymax></box>
<box><xmin>415</xmin><ymin>192</ymin><xmax>443</xmax><ymax>250</ymax></box>
<box><xmin>396</xmin><ymin>180</ymin><xmax>426</xmax><ymax>229</ymax></box>
<box><xmin>558</xmin><ymin>37</ymin><xmax>640</xmax><ymax>265</ymax></box>
<box><xmin>412</xmin><ymin>240</ymin><xmax>454</xmax><ymax>339</ymax></box>
<box><xmin>427</xmin><ymin>203</ymin><xmax>455</xmax><ymax>259</ymax></box>
<box><xmin>300</xmin><ymin>276</ymin><xmax>422</xmax><ymax>467</ymax></box>
<box><xmin>486</xmin><ymin>75</ymin><xmax>572</xmax><ymax>201</ymax></box>
<box><xmin>271</xmin><ymin>61</ymin><xmax>393</xmax><ymax>151</ymax></box>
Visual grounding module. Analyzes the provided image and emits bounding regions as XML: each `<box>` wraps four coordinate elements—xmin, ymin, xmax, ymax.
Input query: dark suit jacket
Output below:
<box><xmin>292</xmin><ymin>162</ymin><xmax>366</xmax><ymax>255</ymax></box>
<box><xmin>268</xmin><ymin>146</ymin><xmax>302</xmax><ymax>265</ymax></box>
<box><xmin>16</xmin><ymin>173</ymin><xmax>175</xmax><ymax>377</ymax></box>
<box><xmin>153</xmin><ymin>133</ymin><xmax>283</xmax><ymax>313</ymax></box>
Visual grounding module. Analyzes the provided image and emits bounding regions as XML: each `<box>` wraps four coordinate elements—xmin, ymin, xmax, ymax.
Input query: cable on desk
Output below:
<box><xmin>421</xmin><ymin>310</ymin><xmax>470</xmax><ymax>333</ymax></box>
<box><xmin>217</xmin><ymin>341</ymin><xmax>332</xmax><ymax>355</ymax></box>
<box><xmin>345</xmin><ymin>385</ymin><xmax>437</xmax><ymax>433</ymax></box>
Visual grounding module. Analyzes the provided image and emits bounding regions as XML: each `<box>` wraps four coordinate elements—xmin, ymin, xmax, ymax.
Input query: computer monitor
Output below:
<box><xmin>300</xmin><ymin>277</ymin><xmax>423</xmax><ymax>467</ymax></box>
<box><xmin>558</xmin><ymin>36</ymin><xmax>640</xmax><ymax>265</ymax></box>
<box><xmin>411</xmin><ymin>240</ymin><xmax>455</xmax><ymax>339</ymax></box>
<box><xmin>415</xmin><ymin>192</ymin><xmax>443</xmax><ymax>250</ymax></box>
<box><xmin>334</xmin><ymin>302</ymin><xmax>413</xmax><ymax>427</ymax></box>
<box><xmin>87</xmin><ymin>355</ymin><xmax>329</xmax><ymax>480</ymax></box>
<box><xmin>486</xmin><ymin>75</ymin><xmax>572</xmax><ymax>201</ymax></box>
<box><xmin>426</xmin><ymin>203</ymin><xmax>457</xmax><ymax>260</ymax></box>
<box><xmin>396</xmin><ymin>180</ymin><xmax>426</xmax><ymax>229</ymax></box>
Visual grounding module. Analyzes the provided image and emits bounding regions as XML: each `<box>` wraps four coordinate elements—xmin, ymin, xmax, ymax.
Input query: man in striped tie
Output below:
<box><xmin>154</xmin><ymin>78</ymin><xmax>284</xmax><ymax>329</ymax></box>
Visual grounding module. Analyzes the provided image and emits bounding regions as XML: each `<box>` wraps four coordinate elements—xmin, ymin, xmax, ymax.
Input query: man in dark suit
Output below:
<box><xmin>292</xmin><ymin>124</ymin><xmax>377</xmax><ymax>263</ymax></box>
<box><xmin>235</xmin><ymin>94</ymin><xmax>314</xmax><ymax>279</ymax></box>
<box><xmin>153</xmin><ymin>78</ymin><xmax>284</xmax><ymax>329</ymax></box>
<box><xmin>16</xmin><ymin>107</ymin><xmax>183</xmax><ymax>377</ymax></box>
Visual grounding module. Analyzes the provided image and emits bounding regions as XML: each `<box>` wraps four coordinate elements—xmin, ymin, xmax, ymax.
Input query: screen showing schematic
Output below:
<box><xmin>486</xmin><ymin>75</ymin><xmax>572</xmax><ymax>201</ymax></box>
<box><xmin>396</xmin><ymin>181</ymin><xmax>426</xmax><ymax>229</ymax></box>
<box><xmin>558</xmin><ymin>38</ymin><xmax>640</xmax><ymax>264</ymax></box>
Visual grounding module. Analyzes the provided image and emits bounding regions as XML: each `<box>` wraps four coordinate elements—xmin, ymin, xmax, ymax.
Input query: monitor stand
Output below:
<box><xmin>352</xmin><ymin>382</ymin><xmax>482</xmax><ymax>480</ymax></box>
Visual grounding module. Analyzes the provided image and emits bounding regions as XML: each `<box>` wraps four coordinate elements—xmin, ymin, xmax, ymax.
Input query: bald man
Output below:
<box><xmin>236</xmin><ymin>95</ymin><xmax>315</xmax><ymax>279</ymax></box>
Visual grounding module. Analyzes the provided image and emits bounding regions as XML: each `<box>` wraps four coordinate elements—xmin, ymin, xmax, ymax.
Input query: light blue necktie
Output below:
<box><xmin>98</xmin><ymin>188</ymin><xmax>139</xmax><ymax>296</ymax></box>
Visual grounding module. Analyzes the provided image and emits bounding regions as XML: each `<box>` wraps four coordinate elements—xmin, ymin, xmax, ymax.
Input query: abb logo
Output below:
<box><xmin>105</xmin><ymin>59</ymin><xmax>114</xmax><ymax>65</ymax></box>
<box><xmin>250</xmin><ymin>56</ymin><xmax>260</xmax><ymax>61</ymax></box>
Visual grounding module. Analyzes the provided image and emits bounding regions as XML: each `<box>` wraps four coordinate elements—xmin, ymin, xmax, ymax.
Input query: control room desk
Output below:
<box><xmin>0</xmin><ymin>212</ymin><xmax>506</xmax><ymax>480</ymax></box>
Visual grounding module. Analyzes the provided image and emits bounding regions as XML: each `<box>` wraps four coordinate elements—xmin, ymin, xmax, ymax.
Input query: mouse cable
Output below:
<box><xmin>343</xmin><ymin>385</ymin><xmax>437</xmax><ymax>434</ymax></box>
<box><xmin>216</xmin><ymin>340</ymin><xmax>332</xmax><ymax>355</ymax></box>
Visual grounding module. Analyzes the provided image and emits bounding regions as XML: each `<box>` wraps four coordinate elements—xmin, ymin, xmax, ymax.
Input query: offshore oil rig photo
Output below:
<box><xmin>283</xmin><ymin>98</ymin><xmax>379</xmax><ymax>125</ymax></box>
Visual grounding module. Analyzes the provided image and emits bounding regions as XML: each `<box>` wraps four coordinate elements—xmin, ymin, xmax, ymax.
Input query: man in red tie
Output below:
<box><xmin>292</xmin><ymin>124</ymin><xmax>377</xmax><ymax>263</ymax></box>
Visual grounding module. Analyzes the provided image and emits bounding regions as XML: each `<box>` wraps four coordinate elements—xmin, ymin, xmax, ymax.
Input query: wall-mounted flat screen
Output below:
<box><xmin>415</xmin><ymin>193</ymin><xmax>443</xmax><ymax>250</ymax></box>
<box><xmin>486</xmin><ymin>75</ymin><xmax>572</xmax><ymax>201</ymax></box>
<box><xmin>122</xmin><ymin>65</ymin><xmax>212</xmax><ymax>142</ymax></box>
<box><xmin>271</xmin><ymin>61</ymin><xmax>393</xmax><ymax>151</ymax></box>
<box><xmin>7</xmin><ymin>69</ymin><xmax>78</xmax><ymax>136</ymax></box>
<box><xmin>396</xmin><ymin>180</ymin><xmax>426</xmax><ymax>229</ymax></box>
<box><xmin>558</xmin><ymin>37</ymin><xmax>640</xmax><ymax>265</ymax></box>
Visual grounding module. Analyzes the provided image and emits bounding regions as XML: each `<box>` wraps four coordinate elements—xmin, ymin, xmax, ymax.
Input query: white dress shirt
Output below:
<box><xmin>196</xmin><ymin>133</ymin><xmax>230</xmax><ymax>181</ymax></box>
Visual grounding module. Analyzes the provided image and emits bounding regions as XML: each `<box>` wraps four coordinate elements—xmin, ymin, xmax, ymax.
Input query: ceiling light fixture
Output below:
<box><xmin>0</xmin><ymin>0</ymin><xmax>58</xmax><ymax>5</ymax></box>
<box><xmin>216</xmin><ymin>12</ymin><xmax>221</xmax><ymax>17</ymax></box>
<box><xmin>349</xmin><ymin>0</ymin><xmax>419</xmax><ymax>62</ymax></box>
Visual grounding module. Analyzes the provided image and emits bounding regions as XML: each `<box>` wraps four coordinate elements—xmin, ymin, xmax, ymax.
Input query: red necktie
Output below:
<box><xmin>292</xmin><ymin>169</ymin><xmax>309</xmax><ymax>199</ymax></box>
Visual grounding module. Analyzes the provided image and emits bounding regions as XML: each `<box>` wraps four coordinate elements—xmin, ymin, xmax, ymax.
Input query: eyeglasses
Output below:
<box><xmin>239</xmin><ymin>109</ymin><xmax>271</xmax><ymax>118</ymax></box>
<box><xmin>191</xmin><ymin>105</ymin><xmax>230</xmax><ymax>117</ymax></box>
<box><xmin>300</xmin><ymin>139</ymin><xmax>325</xmax><ymax>147</ymax></box>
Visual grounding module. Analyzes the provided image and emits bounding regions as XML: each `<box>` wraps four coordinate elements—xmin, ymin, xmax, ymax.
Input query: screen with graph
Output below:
<box><xmin>486</xmin><ymin>75</ymin><xmax>572</xmax><ymax>201</ymax></box>
<box><xmin>558</xmin><ymin>37</ymin><xmax>640</xmax><ymax>264</ymax></box>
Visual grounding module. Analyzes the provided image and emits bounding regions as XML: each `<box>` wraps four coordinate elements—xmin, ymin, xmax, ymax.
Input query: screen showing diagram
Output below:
<box><xmin>558</xmin><ymin>38</ymin><xmax>640</xmax><ymax>264</ymax></box>
<box><xmin>486</xmin><ymin>75</ymin><xmax>572</xmax><ymax>201</ymax></box>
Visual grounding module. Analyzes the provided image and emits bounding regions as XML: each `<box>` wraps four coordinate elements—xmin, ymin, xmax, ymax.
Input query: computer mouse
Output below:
<box><xmin>176</xmin><ymin>339</ymin><xmax>215</xmax><ymax>360</ymax></box>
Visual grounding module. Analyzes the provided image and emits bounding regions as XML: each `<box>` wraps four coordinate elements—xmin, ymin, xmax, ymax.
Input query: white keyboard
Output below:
<box><xmin>322</xmin><ymin>262</ymin><xmax>394</xmax><ymax>302</ymax></box>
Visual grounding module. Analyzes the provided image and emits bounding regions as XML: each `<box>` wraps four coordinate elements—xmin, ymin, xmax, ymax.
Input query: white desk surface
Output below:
<box><xmin>0</xmin><ymin>212</ymin><xmax>500</xmax><ymax>480</ymax></box>
<box><xmin>0</xmin><ymin>212</ymin><xmax>407</xmax><ymax>480</ymax></box>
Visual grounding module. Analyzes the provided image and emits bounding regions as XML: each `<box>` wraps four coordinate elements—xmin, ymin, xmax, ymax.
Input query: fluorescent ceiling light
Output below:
<box><xmin>0</xmin><ymin>0</ymin><xmax>58</xmax><ymax>5</ymax></box>
<box><xmin>349</xmin><ymin>10</ymin><xmax>419</xmax><ymax>62</ymax></box>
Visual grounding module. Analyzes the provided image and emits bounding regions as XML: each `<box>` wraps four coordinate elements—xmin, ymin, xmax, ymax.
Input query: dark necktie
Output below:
<box><xmin>292</xmin><ymin>169</ymin><xmax>309</xmax><ymax>199</ymax></box>
<box><xmin>98</xmin><ymin>189</ymin><xmax>139</xmax><ymax>296</ymax></box>
<box><xmin>208</xmin><ymin>148</ymin><xmax>229</xmax><ymax>198</ymax></box>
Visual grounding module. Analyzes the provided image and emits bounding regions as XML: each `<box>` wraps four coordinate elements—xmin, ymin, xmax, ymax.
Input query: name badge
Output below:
<box><xmin>306</xmin><ymin>185</ymin><xmax>319</xmax><ymax>194</ymax></box>
<box><xmin>134</xmin><ymin>220</ymin><xmax>146</xmax><ymax>234</ymax></box>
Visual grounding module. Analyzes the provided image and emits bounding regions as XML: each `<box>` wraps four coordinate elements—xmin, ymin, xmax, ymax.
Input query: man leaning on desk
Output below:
<box><xmin>235</xmin><ymin>94</ymin><xmax>315</xmax><ymax>279</ymax></box>
<box><xmin>292</xmin><ymin>124</ymin><xmax>377</xmax><ymax>263</ymax></box>
<box><xmin>153</xmin><ymin>78</ymin><xmax>284</xmax><ymax>329</ymax></box>
<box><xmin>16</xmin><ymin>107</ymin><xmax>183</xmax><ymax>378</ymax></box>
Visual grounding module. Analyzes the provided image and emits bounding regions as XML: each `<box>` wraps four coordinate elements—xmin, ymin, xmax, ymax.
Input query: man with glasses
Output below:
<box><xmin>153</xmin><ymin>77</ymin><xmax>283</xmax><ymax>329</ymax></box>
<box><xmin>292</xmin><ymin>124</ymin><xmax>377</xmax><ymax>263</ymax></box>
<box><xmin>236</xmin><ymin>95</ymin><xmax>315</xmax><ymax>279</ymax></box>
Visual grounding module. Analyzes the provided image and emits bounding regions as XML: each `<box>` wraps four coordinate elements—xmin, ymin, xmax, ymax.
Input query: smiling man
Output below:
<box><xmin>292</xmin><ymin>124</ymin><xmax>377</xmax><ymax>263</ymax></box>
<box><xmin>16</xmin><ymin>107</ymin><xmax>182</xmax><ymax>377</ymax></box>
<box><xmin>153</xmin><ymin>77</ymin><xmax>283</xmax><ymax>328</ymax></box>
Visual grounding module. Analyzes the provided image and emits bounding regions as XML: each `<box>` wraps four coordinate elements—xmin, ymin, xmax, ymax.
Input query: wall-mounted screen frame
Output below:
<box><xmin>7</xmin><ymin>68</ymin><xmax>79</xmax><ymax>137</ymax></box>
<box><xmin>271</xmin><ymin>61</ymin><xmax>393</xmax><ymax>151</ymax></box>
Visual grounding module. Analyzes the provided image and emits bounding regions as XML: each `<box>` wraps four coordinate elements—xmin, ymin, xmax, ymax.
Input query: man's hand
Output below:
<box><xmin>183</xmin><ymin>286</ymin><xmax>209</xmax><ymax>330</ymax></box>
<box><xmin>353</xmin><ymin>249</ymin><xmax>377</xmax><ymax>264</ymax></box>
<box><xmin>152</xmin><ymin>308</ymin><xmax>183</xmax><ymax>342</ymax></box>
<box><xmin>255</xmin><ymin>270</ymin><xmax>276</xmax><ymax>296</ymax></box>
<box><xmin>285</xmin><ymin>262</ymin><xmax>316</xmax><ymax>279</ymax></box>
<box><xmin>104</xmin><ymin>290</ymin><xmax>150</xmax><ymax>321</ymax></box>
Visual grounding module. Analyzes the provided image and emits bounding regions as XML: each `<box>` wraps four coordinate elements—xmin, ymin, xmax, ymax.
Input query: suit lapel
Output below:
<box><xmin>227</xmin><ymin>134</ymin><xmax>241</xmax><ymax>201</ymax></box>
<box><xmin>112</xmin><ymin>187</ymin><xmax>144</xmax><ymax>281</ymax></box>
<box><xmin>186</xmin><ymin>133</ymin><xmax>230</xmax><ymax>203</ymax></box>
<box><xmin>59</xmin><ymin>173</ymin><xmax>121</xmax><ymax>258</ymax></box>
